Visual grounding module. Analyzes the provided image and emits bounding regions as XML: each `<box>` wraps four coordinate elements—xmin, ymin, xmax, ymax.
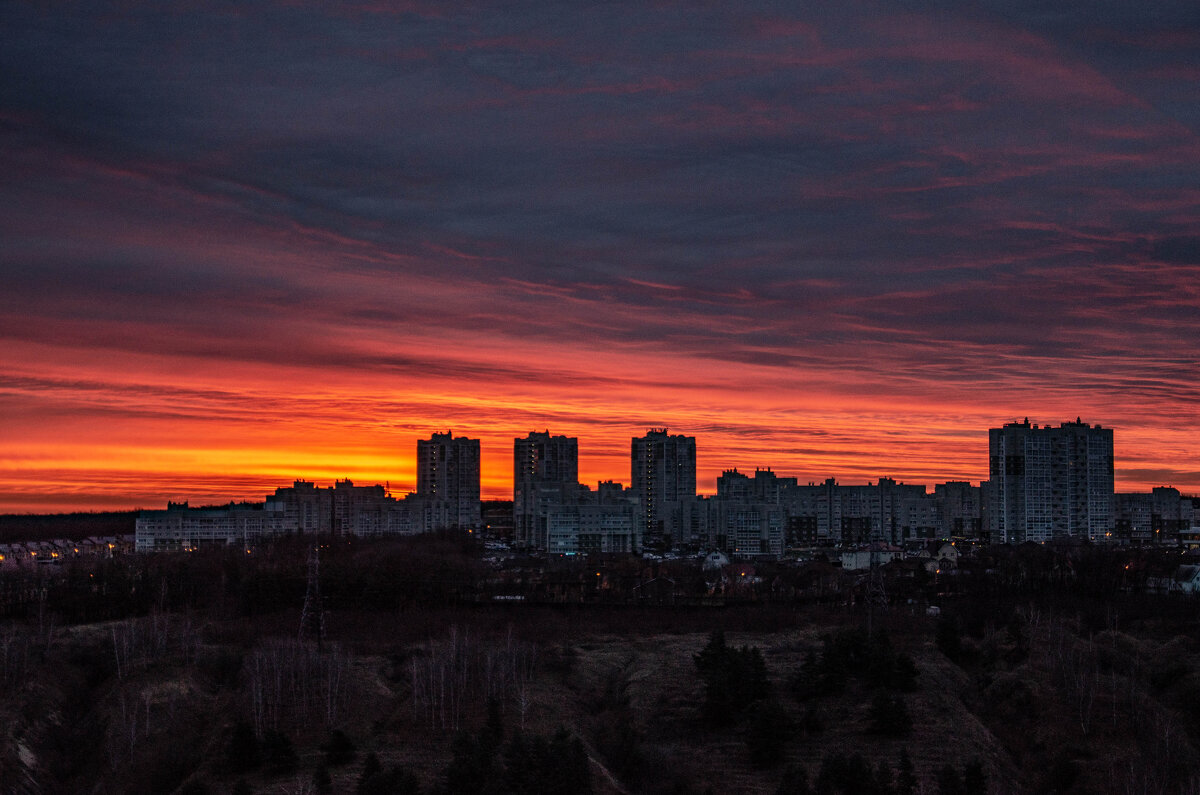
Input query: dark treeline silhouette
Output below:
<box><xmin>3</xmin><ymin>534</ymin><xmax>1200</xmax><ymax>792</ymax></box>
<box><xmin>0</xmin><ymin>511</ymin><xmax>136</xmax><ymax>543</ymax></box>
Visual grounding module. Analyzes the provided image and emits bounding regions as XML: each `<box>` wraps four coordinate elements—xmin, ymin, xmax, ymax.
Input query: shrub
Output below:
<box><xmin>815</xmin><ymin>753</ymin><xmax>877</xmax><ymax>795</ymax></box>
<box><xmin>746</xmin><ymin>700</ymin><xmax>793</xmax><ymax>767</ymax></box>
<box><xmin>261</xmin><ymin>729</ymin><xmax>297</xmax><ymax>774</ymax></box>
<box><xmin>868</xmin><ymin>693</ymin><xmax>912</xmax><ymax>737</ymax></box>
<box><xmin>312</xmin><ymin>764</ymin><xmax>332</xmax><ymax>795</ymax></box>
<box><xmin>775</xmin><ymin>763</ymin><xmax>812</xmax><ymax>795</ymax></box>
<box><xmin>322</xmin><ymin>729</ymin><xmax>358</xmax><ymax>766</ymax></box>
<box><xmin>224</xmin><ymin>721</ymin><xmax>260</xmax><ymax>774</ymax></box>
<box><xmin>358</xmin><ymin>752</ymin><xmax>421</xmax><ymax>795</ymax></box>
<box><xmin>792</xmin><ymin>627</ymin><xmax>918</xmax><ymax>700</ymax></box>
<box><xmin>694</xmin><ymin>630</ymin><xmax>770</xmax><ymax>726</ymax></box>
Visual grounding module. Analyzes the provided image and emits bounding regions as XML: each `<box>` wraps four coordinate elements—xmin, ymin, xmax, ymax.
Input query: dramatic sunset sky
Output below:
<box><xmin>2</xmin><ymin>1</ymin><xmax>1199</xmax><ymax>512</ymax></box>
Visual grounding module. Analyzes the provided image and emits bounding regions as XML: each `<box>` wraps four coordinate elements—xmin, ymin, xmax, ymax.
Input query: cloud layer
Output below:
<box><xmin>2</xmin><ymin>1</ymin><xmax>1199</xmax><ymax>510</ymax></box>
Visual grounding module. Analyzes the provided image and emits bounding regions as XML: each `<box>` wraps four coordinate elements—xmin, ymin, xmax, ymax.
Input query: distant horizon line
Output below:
<box><xmin>7</xmin><ymin>475</ymin><xmax>1197</xmax><ymax>519</ymax></box>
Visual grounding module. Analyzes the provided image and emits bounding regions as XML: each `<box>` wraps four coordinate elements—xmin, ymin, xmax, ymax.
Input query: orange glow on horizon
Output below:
<box><xmin>2</xmin><ymin>334</ymin><xmax>1195</xmax><ymax>513</ymax></box>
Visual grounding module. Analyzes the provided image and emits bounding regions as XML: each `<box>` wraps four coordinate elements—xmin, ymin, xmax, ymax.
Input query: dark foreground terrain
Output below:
<box><xmin>2</xmin><ymin>535</ymin><xmax>1200</xmax><ymax>794</ymax></box>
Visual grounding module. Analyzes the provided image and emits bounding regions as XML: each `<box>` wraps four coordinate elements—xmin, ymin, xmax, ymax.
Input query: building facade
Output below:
<box><xmin>513</xmin><ymin>431</ymin><xmax>579</xmax><ymax>549</ymax></box>
<box><xmin>544</xmin><ymin>503</ymin><xmax>638</xmax><ymax>555</ymax></box>
<box><xmin>987</xmin><ymin>418</ymin><xmax>1115</xmax><ymax>543</ymax></box>
<box><xmin>631</xmin><ymin>429</ymin><xmax>696</xmax><ymax>551</ymax></box>
<box><xmin>935</xmin><ymin>481</ymin><xmax>984</xmax><ymax>539</ymax></box>
<box><xmin>780</xmin><ymin>478</ymin><xmax>937</xmax><ymax>545</ymax></box>
<box><xmin>1115</xmin><ymin>487</ymin><xmax>1197</xmax><ymax>545</ymax></box>
<box><xmin>136</xmin><ymin>479</ymin><xmax>426</xmax><ymax>551</ymax></box>
<box><xmin>416</xmin><ymin>431</ymin><xmax>482</xmax><ymax>529</ymax></box>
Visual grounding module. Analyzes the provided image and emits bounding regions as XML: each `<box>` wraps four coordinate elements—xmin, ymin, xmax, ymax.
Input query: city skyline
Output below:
<box><xmin>12</xmin><ymin>418</ymin><xmax>1194</xmax><ymax>515</ymax></box>
<box><xmin>3</xmin><ymin>2</ymin><xmax>1199</xmax><ymax>513</ymax></box>
<box><xmin>131</xmin><ymin>421</ymin><xmax>1194</xmax><ymax>551</ymax></box>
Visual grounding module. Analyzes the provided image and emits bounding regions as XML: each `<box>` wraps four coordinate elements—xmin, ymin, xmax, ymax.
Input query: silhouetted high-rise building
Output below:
<box><xmin>987</xmin><ymin>418</ymin><xmax>1114</xmax><ymax>543</ymax></box>
<box><xmin>416</xmin><ymin>431</ymin><xmax>481</xmax><ymax>528</ymax></box>
<box><xmin>717</xmin><ymin>469</ymin><xmax>752</xmax><ymax>501</ymax></box>
<box><xmin>513</xmin><ymin>431</ymin><xmax>579</xmax><ymax>549</ymax></box>
<box><xmin>631</xmin><ymin>428</ymin><xmax>696</xmax><ymax>550</ymax></box>
<box><xmin>934</xmin><ymin>481</ymin><xmax>983</xmax><ymax>539</ymax></box>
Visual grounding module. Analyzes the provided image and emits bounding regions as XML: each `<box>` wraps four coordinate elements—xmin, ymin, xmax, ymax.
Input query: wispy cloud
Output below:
<box><xmin>1</xmin><ymin>0</ymin><xmax>1198</xmax><ymax>509</ymax></box>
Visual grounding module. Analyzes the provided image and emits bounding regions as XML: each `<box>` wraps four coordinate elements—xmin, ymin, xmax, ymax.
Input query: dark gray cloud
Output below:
<box><xmin>2</xmin><ymin>0</ymin><xmax>1199</xmax><ymax>501</ymax></box>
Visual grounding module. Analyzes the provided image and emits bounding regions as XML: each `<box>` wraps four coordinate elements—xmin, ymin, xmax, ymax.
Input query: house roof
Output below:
<box><xmin>1173</xmin><ymin>565</ymin><xmax>1200</xmax><ymax>583</ymax></box>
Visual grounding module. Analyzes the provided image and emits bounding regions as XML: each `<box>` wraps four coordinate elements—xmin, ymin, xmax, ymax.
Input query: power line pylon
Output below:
<box><xmin>299</xmin><ymin>543</ymin><xmax>325</xmax><ymax>650</ymax></box>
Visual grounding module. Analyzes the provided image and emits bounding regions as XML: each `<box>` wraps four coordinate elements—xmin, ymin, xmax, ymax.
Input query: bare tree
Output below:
<box><xmin>0</xmin><ymin>625</ymin><xmax>31</xmax><ymax>687</ymax></box>
<box><xmin>244</xmin><ymin>638</ymin><xmax>353</xmax><ymax>735</ymax></box>
<box><xmin>409</xmin><ymin>625</ymin><xmax>538</xmax><ymax>730</ymax></box>
<box><xmin>110</xmin><ymin>612</ymin><xmax>200</xmax><ymax>682</ymax></box>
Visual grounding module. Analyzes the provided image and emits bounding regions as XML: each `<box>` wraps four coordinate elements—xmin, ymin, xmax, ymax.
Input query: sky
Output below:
<box><xmin>2</xmin><ymin>1</ymin><xmax>1199</xmax><ymax>512</ymax></box>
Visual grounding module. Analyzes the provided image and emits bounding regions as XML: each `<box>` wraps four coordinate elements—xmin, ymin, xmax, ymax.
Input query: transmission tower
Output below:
<box><xmin>299</xmin><ymin>543</ymin><xmax>325</xmax><ymax>649</ymax></box>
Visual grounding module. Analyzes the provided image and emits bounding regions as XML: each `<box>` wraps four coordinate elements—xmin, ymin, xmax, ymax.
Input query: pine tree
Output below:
<box><xmin>312</xmin><ymin>765</ymin><xmax>333</xmax><ymax>795</ymax></box>
<box><xmin>963</xmin><ymin>759</ymin><xmax>987</xmax><ymax>795</ymax></box>
<box><xmin>322</xmin><ymin>729</ymin><xmax>358</xmax><ymax>766</ymax></box>
<box><xmin>746</xmin><ymin>700</ymin><xmax>793</xmax><ymax>768</ymax></box>
<box><xmin>937</xmin><ymin>764</ymin><xmax>965</xmax><ymax>795</ymax></box>
<box><xmin>868</xmin><ymin>693</ymin><xmax>912</xmax><ymax>737</ymax></box>
<box><xmin>225</xmin><ymin>721</ymin><xmax>261</xmax><ymax>774</ymax></box>
<box><xmin>775</xmin><ymin>763</ymin><xmax>813</xmax><ymax>795</ymax></box>
<box><xmin>894</xmin><ymin>749</ymin><xmax>918</xmax><ymax>795</ymax></box>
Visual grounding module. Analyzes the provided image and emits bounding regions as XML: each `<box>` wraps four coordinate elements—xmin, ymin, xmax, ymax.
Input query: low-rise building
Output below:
<box><xmin>135</xmin><ymin>480</ymin><xmax>443</xmax><ymax>551</ymax></box>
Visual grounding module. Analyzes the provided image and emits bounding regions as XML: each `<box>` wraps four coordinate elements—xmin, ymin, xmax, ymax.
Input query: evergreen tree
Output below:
<box><xmin>875</xmin><ymin>759</ymin><xmax>894</xmax><ymax>795</ymax></box>
<box><xmin>497</xmin><ymin>728</ymin><xmax>591</xmax><ymax>795</ymax></box>
<box><xmin>357</xmin><ymin>752</ymin><xmax>382</xmax><ymax>793</ymax></box>
<box><xmin>693</xmin><ymin>629</ymin><xmax>729</xmax><ymax>673</ymax></box>
<box><xmin>883</xmin><ymin>650</ymin><xmax>920</xmax><ymax>692</ymax></box>
<box><xmin>746</xmin><ymin>700</ymin><xmax>793</xmax><ymax>768</ymax></box>
<box><xmin>312</xmin><ymin>764</ymin><xmax>333</xmax><ymax>795</ymax></box>
<box><xmin>937</xmin><ymin>764</ymin><xmax>965</xmax><ymax>795</ymax></box>
<box><xmin>792</xmin><ymin>650</ymin><xmax>825</xmax><ymax>701</ymax></box>
<box><xmin>225</xmin><ymin>721</ymin><xmax>261</xmax><ymax>774</ymax></box>
<box><xmin>542</xmin><ymin>730</ymin><xmax>592</xmax><ymax>795</ymax></box>
<box><xmin>500</xmin><ymin>732</ymin><xmax>537</xmax><ymax>795</ymax></box>
<box><xmin>816</xmin><ymin>752</ymin><xmax>878</xmax><ymax>795</ymax></box>
<box><xmin>595</xmin><ymin>719</ymin><xmax>645</xmax><ymax>787</ymax></box>
<box><xmin>794</xmin><ymin>627</ymin><xmax>918</xmax><ymax>699</ymax></box>
<box><xmin>799</xmin><ymin>704</ymin><xmax>824</xmax><ymax>735</ymax></box>
<box><xmin>484</xmin><ymin>697</ymin><xmax>505</xmax><ymax>746</ymax></box>
<box><xmin>322</xmin><ymin>729</ymin><xmax>358</xmax><ymax>766</ymax></box>
<box><xmin>936</xmin><ymin>616</ymin><xmax>964</xmax><ymax>663</ymax></box>
<box><xmin>359</xmin><ymin>753</ymin><xmax>421</xmax><ymax>795</ymax></box>
<box><xmin>694</xmin><ymin>630</ymin><xmax>770</xmax><ymax>725</ymax></box>
<box><xmin>776</xmin><ymin>763</ymin><xmax>813</xmax><ymax>795</ymax></box>
<box><xmin>868</xmin><ymin>693</ymin><xmax>912</xmax><ymax>737</ymax></box>
<box><xmin>444</xmin><ymin>729</ymin><xmax>500</xmax><ymax>795</ymax></box>
<box><xmin>963</xmin><ymin>759</ymin><xmax>987</xmax><ymax>795</ymax></box>
<box><xmin>261</xmin><ymin>729</ymin><xmax>298</xmax><ymax>773</ymax></box>
<box><xmin>894</xmin><ymin>749</ymin><xmax>918</xmax><ymax>795</ymax></box>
